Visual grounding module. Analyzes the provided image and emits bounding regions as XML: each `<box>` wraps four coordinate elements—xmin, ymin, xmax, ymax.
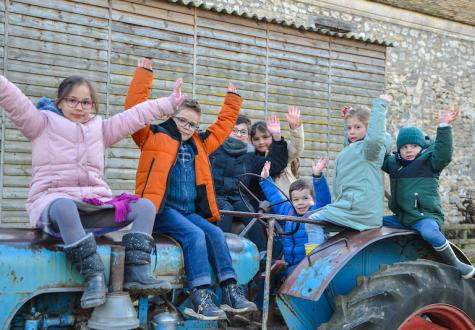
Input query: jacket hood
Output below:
<box><xmin>36</xmin><ymin>97</ymin><xmax>62</xmax><ymax>115</ymax></box>
<box><xmin>222</xmin><ymin>137</ymin><xmax>249</xmax><ymax>156</ymax></box>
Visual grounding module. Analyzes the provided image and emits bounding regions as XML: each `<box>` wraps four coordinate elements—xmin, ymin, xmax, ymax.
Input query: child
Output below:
<box><xmin>307</xmin><ymin>95</ymin><xmax>392</xmax><ymax>239</ymax></box>
<box><xmin>211</xmin><ymin>114</ymin><xmax>289</xmax><ymax>251</ymax></box>
<box><xmin>260</xmin><ymin>158</ymin><xmax>331</xmax><ymax>269</ymax></box>
<box><xmin>251</xmin><ymin>106</ymin><xmax>305</xmax><ymax>193</ymax></box>
<box><xmin>382</xmin><ymin>109</ymin><xmax>474</xmax><ymax>279</ymax></box>
<box><xmin>253</xmin><ymin>158</ymin><xmax>331</xmax><ymax>311</ymax></box>
<box><xmin>125</xmin><ymin>59</ymin><xmax>256</xmax><ymax>320</ymax></box>
<box><xmin>0</xmin><ymin>74</ymin><xmax>180</xmax><ymax>309</ymax></box>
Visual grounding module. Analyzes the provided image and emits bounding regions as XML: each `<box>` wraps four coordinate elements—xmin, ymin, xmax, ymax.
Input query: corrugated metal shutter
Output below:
<box><xmin>0</xmin><ymin>0</ymin><xmax>386</xmax><ymax>227</ymax></box>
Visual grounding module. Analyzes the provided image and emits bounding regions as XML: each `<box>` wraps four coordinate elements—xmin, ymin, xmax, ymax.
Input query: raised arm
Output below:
<box><xmin>259</xmin><ymin>161</ymin><xmax>293</xmax><ymax>215</ymax></box>
<box><xmin>431</xmin><ymin>107</ymin><xmax>458</xmax><ymax>171</ymax></box>
<box><xmin>200</xmin><ymin>83</ymin><xmax>242</xmax><ymax>154</ymax></box>
<box><xmin>363</xmin><ymin>95</ymin><xmax>391</xmax><ymax>162</ymax></box>
<box><xmin>0</xmin><ymin>75</ymin><xmax>47</xmax><ymax>141</ymax></box>
<box><xmin>285</xmin><ymin>106</ymin><xmax>305</xmax><ymax>161</ymax></box>
<box><xmin>104</xmin><ymin>80</ymin><xmax>183</xmax><ymax>148</ymax></box>
<box><xmin>124</xmin><ymin>59</ymin><xmax>155</xmax><ymax>148</ymax></box>
<box><xmin>311</xmin><ymin>158</ymin><xmax>332</xmax><ymax>208</ymax></box>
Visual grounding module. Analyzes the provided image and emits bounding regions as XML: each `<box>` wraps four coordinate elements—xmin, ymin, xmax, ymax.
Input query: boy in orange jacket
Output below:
<box><xmin>125</xmin><ymin>58</ymin><xmax>256</xmax><ymax>320</ymax></box>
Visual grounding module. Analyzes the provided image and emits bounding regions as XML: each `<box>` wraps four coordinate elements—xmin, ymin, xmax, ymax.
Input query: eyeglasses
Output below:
<box><xmin>173</xmin><ymin>116</ymin><xmax>200</xmax><ymax>132</ymax></box>
<box><xmin>63</xmin><ymin>97</ymin><xmax>94</xmax><ymax>110</ymax></box>
<box><xmin>232</xmin><ymin>128</ymin><xmax>249</xmax><ymax>136</ymax></box>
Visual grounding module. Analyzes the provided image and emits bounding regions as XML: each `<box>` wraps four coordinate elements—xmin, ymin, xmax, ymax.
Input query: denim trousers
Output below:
<box><xmin>305</xmin><ymin>212</ymin><xmax>326</xmax><ymax>245</ymax></box>
<box><xmin>383</xmin><ymin>215</ymin><xmax>447</xmax><ymax>248</ymax></box>
<box><xmin>154</xmin><ymin>206</ymin><xmax>237</xmax><ymax>288</ymax></box>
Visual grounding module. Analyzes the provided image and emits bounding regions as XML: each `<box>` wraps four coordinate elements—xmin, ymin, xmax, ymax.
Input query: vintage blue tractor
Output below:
<box><xmin>1</xmin><ymin>176</ymin><xmax>474</xmax><ymax>329</ymax></box>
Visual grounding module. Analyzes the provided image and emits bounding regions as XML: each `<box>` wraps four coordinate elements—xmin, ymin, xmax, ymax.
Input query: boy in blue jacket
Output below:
<box><xmin>254</xmin><ymin>158</ymin><xmax>331</xmax><ymax>309</ymax></box>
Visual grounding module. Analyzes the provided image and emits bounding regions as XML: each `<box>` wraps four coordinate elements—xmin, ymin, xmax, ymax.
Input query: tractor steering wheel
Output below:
<box><xmin>237</xmin><ymin>172</ymin><xmax>301</xmax><ymax>236</ymax></box>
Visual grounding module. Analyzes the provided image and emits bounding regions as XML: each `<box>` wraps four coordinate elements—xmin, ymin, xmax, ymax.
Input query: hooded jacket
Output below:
<box><xmin>125</xmin><ymin>68</ymin><xmax>242</xmax><ymax>222</ymax></box>
<box><xmin>0</xmin><ymin>75</ymin><xmax>175</xmax><ymax>227</ymax></box>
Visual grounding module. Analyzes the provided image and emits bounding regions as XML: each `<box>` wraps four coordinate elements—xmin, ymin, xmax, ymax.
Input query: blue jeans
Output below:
<box><xmin>383</xmin><ymin>215</ymin><xmax>447</xmax><ymax>248</ymax></box>
<box><xmin>305</xmin><ymin>212</ymin><xmax>326</xmax><ymax>245</ymax></box>
<box><xmin>154</xmin><ymin>207</ymin><xmax>237</xmax><ymax>288</ymax></box>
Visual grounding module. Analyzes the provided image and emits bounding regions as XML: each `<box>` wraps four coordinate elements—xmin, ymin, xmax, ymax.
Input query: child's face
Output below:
<box><xmin>346</xmin><ymin>117</ymin><xmax>367</xmax><ymax>143</ymax></box>
<box><xmin>230</xmin><ymin>123</ymin><xmax>249</xmax><ymax>143</ymax></box>
<box><xmin>291</xmin><ymin>188</ymin><xmax>314</xmax><ymax>216</ymax></box>
<box><xmin>173</xmin><ymin>108</ymin><xmax>201</xmax><ymax>141</ymax></box>
<box><xmin>58</xmin><ymin>83</ymin><xmax>93</xmax><ymax>123</ymax></box>
<box><xmin>251</xmin><ymin>129</ymin><xmax>272</xmax><ymax>153</ymax></box>
<box><xmin>400</xmin><ymin>144</ymin><xmax>422</xmax><ymax>160</ymax></box>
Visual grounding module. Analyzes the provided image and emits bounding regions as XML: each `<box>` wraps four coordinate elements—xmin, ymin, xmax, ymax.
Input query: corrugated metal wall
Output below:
<box><xmin>0</xmin><ymin>0</ymin><xmax>386</xmax><ymax>227</ymax></box>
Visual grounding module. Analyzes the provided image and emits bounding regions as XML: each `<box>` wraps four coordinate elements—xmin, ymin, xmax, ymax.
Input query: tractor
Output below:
<box><xmin>0</xmin><ymin>174</ymin><xmax>474</xmax><ymax>329</ymax></box>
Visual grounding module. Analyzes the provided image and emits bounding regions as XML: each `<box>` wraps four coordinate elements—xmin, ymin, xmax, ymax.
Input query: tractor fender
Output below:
<box><xmin>278</xmin><ymin>226</ymin><xmax>470</xmax><ymax>301</ymax></box>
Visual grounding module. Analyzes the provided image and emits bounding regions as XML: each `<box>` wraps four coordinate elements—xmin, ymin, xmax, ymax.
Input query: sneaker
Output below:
<box><xmin>221</xmin><ymin>283</ymin><xmax>258</xmax><ymax>313</ymax></box>
<box><xmin>184</xmin><ymin>288</ymin><xmax>227</xmax><ymax>321</ymax></box>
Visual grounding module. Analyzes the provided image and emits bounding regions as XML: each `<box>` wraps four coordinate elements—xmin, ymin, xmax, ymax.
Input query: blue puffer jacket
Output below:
<box><xmin>260</xmin><ymin>176</ymin><xmax>331</xmax><ymax>267</ymax></box>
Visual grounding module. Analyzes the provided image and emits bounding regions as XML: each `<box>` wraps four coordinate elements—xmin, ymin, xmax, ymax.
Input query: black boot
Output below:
<box><xmin>221</xmin><ymin>283</ymin><xmax>257</xmax><ymax>313</ymax></box>
<box><xmin>122</xmin><ymin>232</ymin><xmax>171</xmax><ymax>294</ymax></box>
<box><xmin>64</xmin><ymin>234</ymin><xmax>107</xmax><ymax>309</ymax></box>
<box><xmin>436</xmin><ymin>241</ymin><xmax>475</xmax><ymax>279</ymax></box>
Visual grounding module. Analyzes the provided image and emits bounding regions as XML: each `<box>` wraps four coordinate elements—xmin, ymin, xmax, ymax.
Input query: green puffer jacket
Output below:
<box><xmin>382</xmin><ymin>126</ymin><xmax>453</xmax><ymax>227</ymax></box>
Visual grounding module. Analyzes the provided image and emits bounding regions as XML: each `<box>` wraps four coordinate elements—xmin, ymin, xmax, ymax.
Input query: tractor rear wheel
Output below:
<box><xmin>319</xmin><ymin>260</ymin><xmax>475</xmax><ymax>330</ymax></box>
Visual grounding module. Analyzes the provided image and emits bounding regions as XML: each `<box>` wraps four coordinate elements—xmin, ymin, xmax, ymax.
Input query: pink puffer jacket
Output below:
<box><xmin>0</xmin><ymin>75</ymin><xmax>175</xmax><ymax>227</ymax></box>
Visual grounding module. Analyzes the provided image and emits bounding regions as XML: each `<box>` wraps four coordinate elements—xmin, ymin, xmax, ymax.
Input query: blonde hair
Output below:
<box><xmin>344</xmin><ymin>106</ymin><xmax>371</xmax><ymax>127</ymax></box>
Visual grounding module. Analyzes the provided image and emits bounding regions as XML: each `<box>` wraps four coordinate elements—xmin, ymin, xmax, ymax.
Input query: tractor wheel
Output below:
<box><xmin>319</xmin><ymin>260</ymin><xmax>475</xmax><ymax>330</ymax></box>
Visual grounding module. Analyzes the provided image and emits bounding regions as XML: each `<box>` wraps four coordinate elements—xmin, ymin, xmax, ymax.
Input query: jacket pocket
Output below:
<box><xmin>141</xmin><ymin>158</ymin><xmax>155</xmax><ymax>197</ymax></box>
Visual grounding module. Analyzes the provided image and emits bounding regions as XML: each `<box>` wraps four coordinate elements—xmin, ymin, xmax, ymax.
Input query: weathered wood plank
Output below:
<box><xmin>331</xmin><ymin>42</ymin><xmax>385</xmax><ymax>59</ymax></box>
<box><xmin>197</xmin><ymin>27</ymin><xmax>267</xmax><ymax>48</ymax></box>
<box><xmin>125</xmin><ymin>0</ymin><xmax>194</xmax><ymax>15</ymax></box>
<box><xmin>111</xmin><ymin>11</ymin><xmax>194</xmax><ymax>36</ymax></box>
<box><xmin>111</xmin><ymin>21</ymin><xmax>194</xmax><ymax>45</ymax></box>
<box><xmin>8</xmin><ymin>24</ymin><xmax>108</xmax><ymax>51</ymax></box>
<box><xmin>268</xmin><ymin>29</ymin><xmax>329</xmax><ymax>49</ymax></box>
<box><xmin>268</xmin><ymin>66</ymin><xmax>328</xmax><ymax>83</ymax></box>
<box><xmin>7</xmin><ymin>61</ymin><xmax>109</xmax><ymax>83</ymax></box>
<box><xmin>195</xmin><ymin>66</ymin><xmax>266</xmax><ymax>84</ymax></box>
<box><xmin>9</xmin><ymin>1</ymin><xmax>109</xmax><ymax>28</ymax></box>
<box><xmin>331</xmin><ymin>50</ymin><xmax>385</xmax><ymax>67</ymax></box>
<box><xmin>330</xmin><ymin>67</ymin><xmax>386</xmax><ymax>83</ymax></box>
<box><xmin>195</xmin><ymin>47</ymin><xmax>266</xmax><ymax>65</ymax></box>
<box><xmin>111</xmin><ymin>51</ymin><xmax>194</xmax><ymax>68</ymax></box>
<box><xmin>8</xmin><ymin>48</ymin><xmax>107</xmax><ymax>73</ymax></box>
<box><xmin>197</xmin><ymin>36</ymin><xmax>267</xmax><ymax>57</ymax></box>
<box><xmin>111</xmin><ymin>39</ymin><xmax>193</xmax><ymax>59</ymax></box>
<box><xmin>331</xmin><ymin>37</ymin><xmax>386</xmax><ymax>53</ymax></box>
<box><xmin>331</xmin><ymin>59</ymin><xmax>385</xmax><ymax>75</ymax></box>
<box><xmin>197</xmin><ymin>12</ymin><xmax>267</xmax><ymax>38</ymax></box>
<box><xmin>268</xmin><ymin>40</ymin><xmax>330</xmax><ymax>59</ymax></box>
<box><xmin>112</xmin><ymin>0</ymin><xmax>194</xmax><ymax>25</ymax></box>
<box><xmin>7</xmin><ymin>37</ymin><xmax>108</xmax><ymax>61</ymax></box>
<box><xmin>13</xmin><ymin>0</ymin><xmax>109</xmax><ymax>19</ymax></box>
<box><xmin>7</xmin><ymin>12</ymin><xmax>108</xmax><ymax>39</ymax></box>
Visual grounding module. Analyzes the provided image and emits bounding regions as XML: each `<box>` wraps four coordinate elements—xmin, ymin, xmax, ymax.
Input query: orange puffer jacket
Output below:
<box><xmin>125</xmin><ymin>68</ymin><xmax>242</xmax><ymax>221</ymax></box>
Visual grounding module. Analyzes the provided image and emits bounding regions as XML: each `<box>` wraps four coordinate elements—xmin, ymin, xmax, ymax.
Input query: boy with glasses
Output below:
<box><xmin>125</xmin><ymin>58</ymin><xmax>256</xmax><ymax>320</ymax></box>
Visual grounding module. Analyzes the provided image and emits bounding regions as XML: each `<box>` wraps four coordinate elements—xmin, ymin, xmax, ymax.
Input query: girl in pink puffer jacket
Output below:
<box><xmin>0</xmin><ymin>71</ymin><xmax>185</xmax><ymax>309</ymax></box>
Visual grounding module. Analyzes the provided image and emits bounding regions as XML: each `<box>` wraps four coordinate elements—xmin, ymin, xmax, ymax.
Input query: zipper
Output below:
<box><xmin>414</xmin><ymin>192</ymin><xmax>424</xmax><ymax>215</ymax></box>
<box><xmin>158</xmin><ymin>144</ymin><xmax>180</xmax><ymax>213</ymax></box>
<box><xmin>141</xmin><ymin>158</ymin><xmax>155</xmax><ymax>197</ymax></box>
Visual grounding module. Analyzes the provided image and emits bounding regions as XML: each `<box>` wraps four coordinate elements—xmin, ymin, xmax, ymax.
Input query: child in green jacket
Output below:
<box><xmin>382</xmin><ymin>108</ymin><xmax>474</xmax><ymax>279</ymax></box>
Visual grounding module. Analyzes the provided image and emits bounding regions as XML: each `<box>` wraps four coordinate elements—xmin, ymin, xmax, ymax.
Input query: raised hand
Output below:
<box><xmin>266</xmin><ymin>115</ymin><xmax>281</xmax><ymax>141</ymax></box>
<box><xmin>137</xmin><ymin>58</ymin><xmax>153</xmax><ymax>70</ymax></box>
<box><xmin>285</xmin><ymin>105</ymin><xmax>301</xmax><ymax>129</ymax></box>
<box><xmin>171</xmin><ymin>79</ymin><xmax>187</xmax><ymax>109</ymax></box>
<box><xmin>261</xmin><ymin>161</ymin><xmax>271</xmax><ymax>179</ymax></box>
<box><xmin>228</xmin><ymin>82</ymin><xmax>237</xmax><ymax>93</ymax></box>
<box><xmin>438</xmin><ymin>107</ymin><xmax>459</xmax><ymax>125</ymax></box>
<box><xmin>312</xmin><ymin>157</ymin><xmax>328</xmax><ymax>177</ymax></box>
<box><xmin>379</xmin><ymin>94</ymin><xmax>393</xmax><ymax>103</ymax></box>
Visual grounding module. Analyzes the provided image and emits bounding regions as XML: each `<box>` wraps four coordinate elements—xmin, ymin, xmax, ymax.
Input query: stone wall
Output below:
<box><xmin>181</xmin><ymin>0</ymin><xmax>475</xmax><ymax>223</ymax></box>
